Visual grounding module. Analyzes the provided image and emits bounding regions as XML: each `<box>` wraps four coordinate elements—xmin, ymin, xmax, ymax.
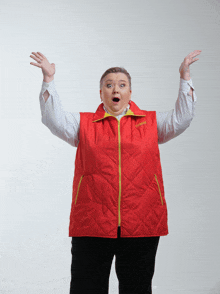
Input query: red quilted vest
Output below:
<box><xmin>69</xmin><ymin>100</ymin><xmax>168</xmax><ymax>238</ymax></box>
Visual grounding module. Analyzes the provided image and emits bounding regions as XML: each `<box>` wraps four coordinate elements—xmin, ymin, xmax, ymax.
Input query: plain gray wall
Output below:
<box><xmin>1</xmin><ymin>0</ymin><xmax>220</xmax><ymax>293</ymax></box>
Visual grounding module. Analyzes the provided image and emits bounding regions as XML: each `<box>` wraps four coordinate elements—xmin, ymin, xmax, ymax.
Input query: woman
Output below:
<box><xmin>30</xmin><ymin>50</ymin><xmax>201</xmax><ymax>294</ymax></box>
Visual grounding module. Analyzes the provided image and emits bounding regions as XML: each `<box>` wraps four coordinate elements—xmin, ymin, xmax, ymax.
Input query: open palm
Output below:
<box><xmin>30</xmin><ymin>52</ymin><xmax>55</xmax><ymax>77</ymax></box>
<box><xmin>179</xmin><ymin>50</ymin><xmax>201</xmax><ymax>80</ymax></box>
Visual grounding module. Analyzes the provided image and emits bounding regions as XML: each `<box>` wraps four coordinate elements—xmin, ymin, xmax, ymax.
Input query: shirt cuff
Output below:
<box><xmin>180</xmin><ymin>78</ymin><xmax>197</xmax><ymax>103</ymax></box>
<box><xmin>180</xmin><ymin>78</ymin><xmax>195</xmax><ymax>91</ymax></box>
<box><xmin>41</xmin><ymin>79</ymin><xmax>55</xmax><ymax>95</ymax></box>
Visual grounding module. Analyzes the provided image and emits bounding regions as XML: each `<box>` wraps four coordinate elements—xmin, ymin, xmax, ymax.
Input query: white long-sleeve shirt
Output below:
<box><xmin>39</xmin><ymin>78</ymin><xmax>197</xmax><ymax>147</ymax></box>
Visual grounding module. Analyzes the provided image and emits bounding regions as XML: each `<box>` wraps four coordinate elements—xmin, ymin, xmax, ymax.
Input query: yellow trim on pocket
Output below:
<box><xmin>135</xmin><ymin>121</ymin><xmax>146</xmax><ymax>128</ymax></box>
<box><xmin>75</xmin><ymin>175</ymin><xmax>84</xmax><ymax>205</ymax></box>
<box><xmin>154</xmin><ymin>174</ymin><xmax>163</xmax><ymax>205</ymax></box>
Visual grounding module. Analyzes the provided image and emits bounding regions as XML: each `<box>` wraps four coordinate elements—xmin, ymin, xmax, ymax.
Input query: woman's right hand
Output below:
<box><xmin>30</xmin><ymin>52</ymin><xmax>55</xmax><ymax>81</ymax></box>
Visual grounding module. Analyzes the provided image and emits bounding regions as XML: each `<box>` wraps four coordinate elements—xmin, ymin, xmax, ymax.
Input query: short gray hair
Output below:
<box><xmin>100</xmin><ymin>67</ymin><xmax>131</xmax><ymax>89</ymax></box>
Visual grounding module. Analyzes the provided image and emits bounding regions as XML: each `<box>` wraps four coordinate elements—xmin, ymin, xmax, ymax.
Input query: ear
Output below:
<box><xmin>129</xmin><ymin>89</ymin><xmax>132</xmax><ymax>100</ymax></box>
<box><xmin>100</xmin><ymin>89</ymin><xmax>102</xmax><ymax>101</ymax></box>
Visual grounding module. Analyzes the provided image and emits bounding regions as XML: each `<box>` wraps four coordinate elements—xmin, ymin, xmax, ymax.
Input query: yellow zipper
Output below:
<box><xmin>154</xmin><ymin>174</ymin><xmax>163</xmax><ymax>205</ymax></box>
<box><xmin>75</xmin><ymin>175</ymin><xmax>84</xmax><ymax>205</ymax></box>
<box><xmin>118</xmin><ymin>119</ymin><xmax>122</xmax><ymax>226</ymax></box>
<box><xmin>117</xmin><ymin>113</ymin><xmax>146</xmax><ymax>226</ymax></box>
<box><xmin>92</xmin><ymin>111</ymin><xmax>146</xmax><ymax>228</ymax></box>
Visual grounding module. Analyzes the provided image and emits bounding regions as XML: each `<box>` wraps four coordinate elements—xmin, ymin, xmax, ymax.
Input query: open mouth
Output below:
<box><xmin>112</xmin><ymin>97</ymin><xmax>120</xmax><ymax>103</ymax></box>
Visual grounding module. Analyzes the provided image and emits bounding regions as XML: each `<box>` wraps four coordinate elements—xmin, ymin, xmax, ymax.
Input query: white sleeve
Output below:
<box><xmin>157</xmin><ymin>78</ymin><xmax>197</xmax><ymax>144</ymax></box>
<box><xmin>39</xmin><ymin>79</ymin><xmax>80</xmax><ymax>147</ymax></box>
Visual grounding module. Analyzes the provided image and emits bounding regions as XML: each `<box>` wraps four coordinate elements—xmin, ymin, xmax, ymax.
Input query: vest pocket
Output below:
<box><xmin>75</xmin><ymin>175</ymin><xmax>84</xmax><ymax>205</ymax></box>
<box><xmin>154</xmin><ymin>174</ymin><xmax>163</xmax><ymax>205</ymax></box>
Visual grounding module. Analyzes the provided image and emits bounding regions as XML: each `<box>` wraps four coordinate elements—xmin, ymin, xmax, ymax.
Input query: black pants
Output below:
<box><xmin>70</xmin><ymin>227</ymin><xmax>160</xmax><ymax>294</ymax></box>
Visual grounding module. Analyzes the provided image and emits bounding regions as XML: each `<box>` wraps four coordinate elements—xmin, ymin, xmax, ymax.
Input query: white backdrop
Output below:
<box><xmin>1</xmin><ymin>0</ymin><xmax>220</xmax><ymax>293</ymax></box>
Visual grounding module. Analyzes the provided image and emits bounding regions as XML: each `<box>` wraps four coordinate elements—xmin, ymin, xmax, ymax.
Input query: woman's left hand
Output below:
<box><xmin>179</xmin><ymin>50</ymin><xmax>202</xmax><ymax>81</ymax></box>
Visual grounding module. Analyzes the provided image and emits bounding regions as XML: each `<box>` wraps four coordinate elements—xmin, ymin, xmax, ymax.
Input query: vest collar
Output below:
<box><xmin>92</xmin><ymin>100</ymin><xmax>146</xmax><ymax>122</ymax></box>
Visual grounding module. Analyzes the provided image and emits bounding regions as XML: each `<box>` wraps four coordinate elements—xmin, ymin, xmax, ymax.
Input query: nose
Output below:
<box><xmin>113</xmin><ymin>84</ymin><xmax>119</xmax><ymax>93</ymax></box>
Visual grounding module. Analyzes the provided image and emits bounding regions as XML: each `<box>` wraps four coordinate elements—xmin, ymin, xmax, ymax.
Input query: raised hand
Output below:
<box><xmin>179</xmin><ymin>50</ymin><xmax>202</xmax><ymax>81</ymax></box>
<box><xmin>30</xmin><ymin>52</ymin><xmax>55</xmax><ymax>80</ymax></box>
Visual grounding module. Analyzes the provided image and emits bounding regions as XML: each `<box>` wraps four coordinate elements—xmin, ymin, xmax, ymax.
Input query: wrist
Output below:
<box><xmin>43</xmin><ymin>75</ymin><xmax>54</xmax><ymax>83</ymax></box>
<box><xmin>180</xmin><ymin>74</ymin><xmax>191</xmax><ymax>81</ymax></box>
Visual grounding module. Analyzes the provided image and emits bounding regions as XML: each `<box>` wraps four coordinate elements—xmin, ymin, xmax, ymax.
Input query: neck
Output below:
<box><xmin>103</xmin><ymin>103</ymin><xmax>130</xmax><ymax>116</ymax></box>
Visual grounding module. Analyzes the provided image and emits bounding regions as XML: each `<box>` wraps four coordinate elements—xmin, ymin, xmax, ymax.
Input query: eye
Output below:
<box><xmin>107</xmin><ymin>84</ymin><xmax>112</xmax><ymax>88</ymax></box>
<box><xmin>120</xmin><ymin>84</ymin><xmax>126</xmax><ymax>87</ymax></box>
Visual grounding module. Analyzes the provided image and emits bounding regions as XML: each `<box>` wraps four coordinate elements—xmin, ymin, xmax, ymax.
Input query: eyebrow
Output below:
<box><xmin>105</xmin><ymin>79</ymin><xmax>127</xmax><ymax>83</ymax></box>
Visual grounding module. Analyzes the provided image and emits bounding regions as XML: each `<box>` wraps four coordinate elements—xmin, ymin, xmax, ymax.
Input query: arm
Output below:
<box><xmin>157</xmin><ymin>78</ymin><xmax>197</xmax><ymax>144</ymax></box>
<box><xmin>157</xmin><ymin>50</ymin><xmax>201</xmax><ymax>144</ymax></box>
<box><xmin>30</xmin><ymin>51</ymin><xmax>80</xmax><ymax>147</ymax></box>
<box><xmin>43</xmin><ymin>75</ymin><xmax>54</xmax><ymax>102</ymax></box>
<box><xmin>39</xmin><ymin>79</ymin><xmax>80</xmax><ymax>147</ymax></box>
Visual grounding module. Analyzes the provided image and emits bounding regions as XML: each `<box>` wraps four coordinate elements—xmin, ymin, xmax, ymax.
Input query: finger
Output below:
<box><xmin>184</xmin><ymin>53</ymin><xmax>200</xmax><ymax>63</ymax></box>
<box><xmin>189</xmin><ymin>50</ymin><xmax>202</xmax><ymax>58</ymax></box>
<box><xmin>30</xmin><ymin>62</ymin><xmax>42</xmax><ymax>68</ymax></box>
<box><xmin>190</xmin><ymin>50</ymin><xmax>202</xmax><ymax>54</ymax></box>
<box><xmin>188</xmin><ymin>58</ymin><xmax>199</xmax><ymax>66</ymax></box>
<box><xmin>31</xmin><ymin>52</ymin><xmax>44</xmax><ymax>61</ymax></box>
<box><xmin>37</xmin><ymin>52</ymin><xmax>46</xmax><ymax>59</ymax></box>
<box><xmin>191</xmin><ymin>52</ymin><xmax>201</xmax><ymax>58</ymax></box>
<box><xmin>30</xmin><ymin>54</ymin><xmax>43</xmax><ymax>63</ymax></box>
<box><xmin>31</xmin><ymin>52</ymin><xmax>41</xmax><ymax>57</ymax></box>
<box><xmin>30</xmin><ymin>54</ymin><xmax>38</xmax><ymax>61</ymax></box>
<box><xmin>190</xmin><ymin>58</ymin><xmax>199</xmax><ymax>64</ymax></box>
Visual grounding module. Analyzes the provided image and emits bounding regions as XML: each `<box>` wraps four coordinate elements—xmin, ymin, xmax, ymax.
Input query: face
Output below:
<box><xmin>100</xmin><ymin>73</ymin><xmax>132</xmax><ymax>116</ymax></box>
